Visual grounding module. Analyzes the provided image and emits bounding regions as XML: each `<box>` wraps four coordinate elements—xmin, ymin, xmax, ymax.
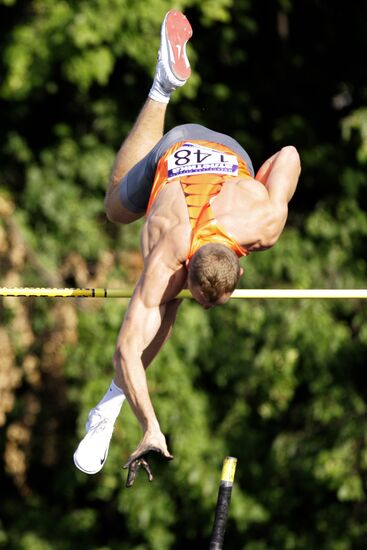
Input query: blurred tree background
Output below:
<box><xmin>0</xmin><ymin>0</ymin><xmax>367</xmax><ymax>548</ymax></box>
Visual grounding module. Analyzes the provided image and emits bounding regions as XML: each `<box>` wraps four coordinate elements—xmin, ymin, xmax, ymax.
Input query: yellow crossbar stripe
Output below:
<box><xmin>0</xmin><ymin>288</ymin><xmax>367</xmax><ymax>299</ymax></box>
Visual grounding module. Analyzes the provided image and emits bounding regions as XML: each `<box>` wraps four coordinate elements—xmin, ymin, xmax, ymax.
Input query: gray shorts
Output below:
<box><xmin>119</xmin><ymin>123</ymin><xmax>254</xmax><ymax>213</ymax></box>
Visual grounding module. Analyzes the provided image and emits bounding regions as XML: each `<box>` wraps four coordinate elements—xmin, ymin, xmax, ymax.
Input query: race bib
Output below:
<box><xmin>167</xmin><ymin>142</ymin><xmax>239</xmax><ymax>179</ymax></box>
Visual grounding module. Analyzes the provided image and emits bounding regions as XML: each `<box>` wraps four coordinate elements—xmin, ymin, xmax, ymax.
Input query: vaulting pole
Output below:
<box><xmin>0</xmin><ymin>288</ymin><xmax>367</xmax><ymax>299</ymax></box>
<box><xmin>210</xmin><ymin>457</ymin><xmax>238</xmax><ymax>550</ymax></box>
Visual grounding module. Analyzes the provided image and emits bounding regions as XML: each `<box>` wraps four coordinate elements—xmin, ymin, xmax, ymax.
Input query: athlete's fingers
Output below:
<box><xmin>123</xmin><ymin>446</ymin><xmax>173</xmax><ymax>487</ymax></box>
<box><xmin>125</xmin><ymin>457</ymin><xmax>154</xmax><ymax>488</ymax></box>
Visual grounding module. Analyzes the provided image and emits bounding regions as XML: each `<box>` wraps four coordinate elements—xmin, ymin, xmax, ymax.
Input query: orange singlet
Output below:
<box><xmin>146</xmin><ymin>140</ymin><xmax>252</xmax><ymax>260</ymax></box>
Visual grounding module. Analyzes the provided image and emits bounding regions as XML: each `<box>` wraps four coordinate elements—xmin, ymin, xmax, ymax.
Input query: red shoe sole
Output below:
<box><xmin>165</xmin><ymin>10</ymin><xmax>192</xmax><ymax>81</ymax></box>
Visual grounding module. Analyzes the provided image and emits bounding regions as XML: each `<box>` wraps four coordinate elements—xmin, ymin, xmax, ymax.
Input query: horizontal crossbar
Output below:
<box><xmin>0</xmin><ymin>288</ymin><xmax>367</xmax><ymax>299</ymax></box>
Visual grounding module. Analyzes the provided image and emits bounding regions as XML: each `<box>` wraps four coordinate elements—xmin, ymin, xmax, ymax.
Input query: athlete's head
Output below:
<box><xmin>187</xmin><ymin>243</ymin><xmax>243</xmax><ymax>309</ymax></box>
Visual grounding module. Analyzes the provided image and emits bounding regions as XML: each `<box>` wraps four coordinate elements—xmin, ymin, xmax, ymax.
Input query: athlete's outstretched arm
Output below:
<box><xmin>112</xmin><ymin>249</ymin><xmax>186</xmax><ymax>482</ymax></box>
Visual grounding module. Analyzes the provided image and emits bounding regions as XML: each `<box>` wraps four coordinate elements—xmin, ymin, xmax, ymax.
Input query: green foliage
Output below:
<box><xmin>342</xmin><ymin>108</ymin><xmax>367</xmax><ymax>164</ymax></box>
<box><xmin>1</xmin><ymin>0</ymin><xmax>367</xmax><ymax>549</ymax></box>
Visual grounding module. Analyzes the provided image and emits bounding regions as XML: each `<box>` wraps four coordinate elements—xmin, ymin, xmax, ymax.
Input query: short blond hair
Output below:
<box><xmin>188</xmin><ymin>244</ymin><xmax>241</xmax><ymax>303</ymax></box>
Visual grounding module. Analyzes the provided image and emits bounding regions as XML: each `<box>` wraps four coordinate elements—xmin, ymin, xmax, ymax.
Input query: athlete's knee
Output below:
<box><xmin>104</xmin><ymin>190</ymin><xmax>121</xmax><ymax>223</ymax></box>
<box><xmin>104</xmin><ymin>188</ymin><xmax>142</xmax><ymax>224</ymax></box>
<box><xmin>104</xmin><ymin>192</ymin><xmax>114</xmax><ymax>220</ymax></box>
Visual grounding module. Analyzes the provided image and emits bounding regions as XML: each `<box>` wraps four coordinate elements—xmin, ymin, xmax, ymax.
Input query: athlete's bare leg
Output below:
<box><xmin>105</xmin><ymin>99</ymin><xmax>167</xmax><ymax>224</ymax></box>
<box><xmin>105</xmin><ymin>10</ymin><xmax>192</xmax><ymax>225</ymax></box>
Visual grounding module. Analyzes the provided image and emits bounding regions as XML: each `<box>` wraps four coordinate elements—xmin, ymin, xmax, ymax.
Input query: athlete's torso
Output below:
<box><xmin>141</xmin><ymin>140</ymin><xmax>270</xmax><ymax>262</ymax></box>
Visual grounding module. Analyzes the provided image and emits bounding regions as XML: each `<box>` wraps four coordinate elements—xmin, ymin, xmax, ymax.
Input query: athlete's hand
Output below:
<box><xmin>123</xmin><ymin>431</ymin><xmax>173</xmax><ymax>487</ymax></box>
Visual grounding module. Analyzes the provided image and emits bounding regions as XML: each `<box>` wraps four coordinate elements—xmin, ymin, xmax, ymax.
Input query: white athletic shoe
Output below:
<box><xmin>73</xmin><ymin>409</ymin><xmax>114</xmax><ymax>474</ymax></box>
<box><xmin>149</xmin><ymin>10</ymin><xmax>193</xmax><ymax>102</ymax></box>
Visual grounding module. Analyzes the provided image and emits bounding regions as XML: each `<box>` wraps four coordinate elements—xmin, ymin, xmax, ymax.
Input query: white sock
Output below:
<box><xmin>148</xmin><ymin>75</ymin><xmax>172</xmax><ymax>104</ymax></box>
<box><xmin>94</xmin><ymin>380</ymin><xmax>126</xmax><ymax>423</ymax></box>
